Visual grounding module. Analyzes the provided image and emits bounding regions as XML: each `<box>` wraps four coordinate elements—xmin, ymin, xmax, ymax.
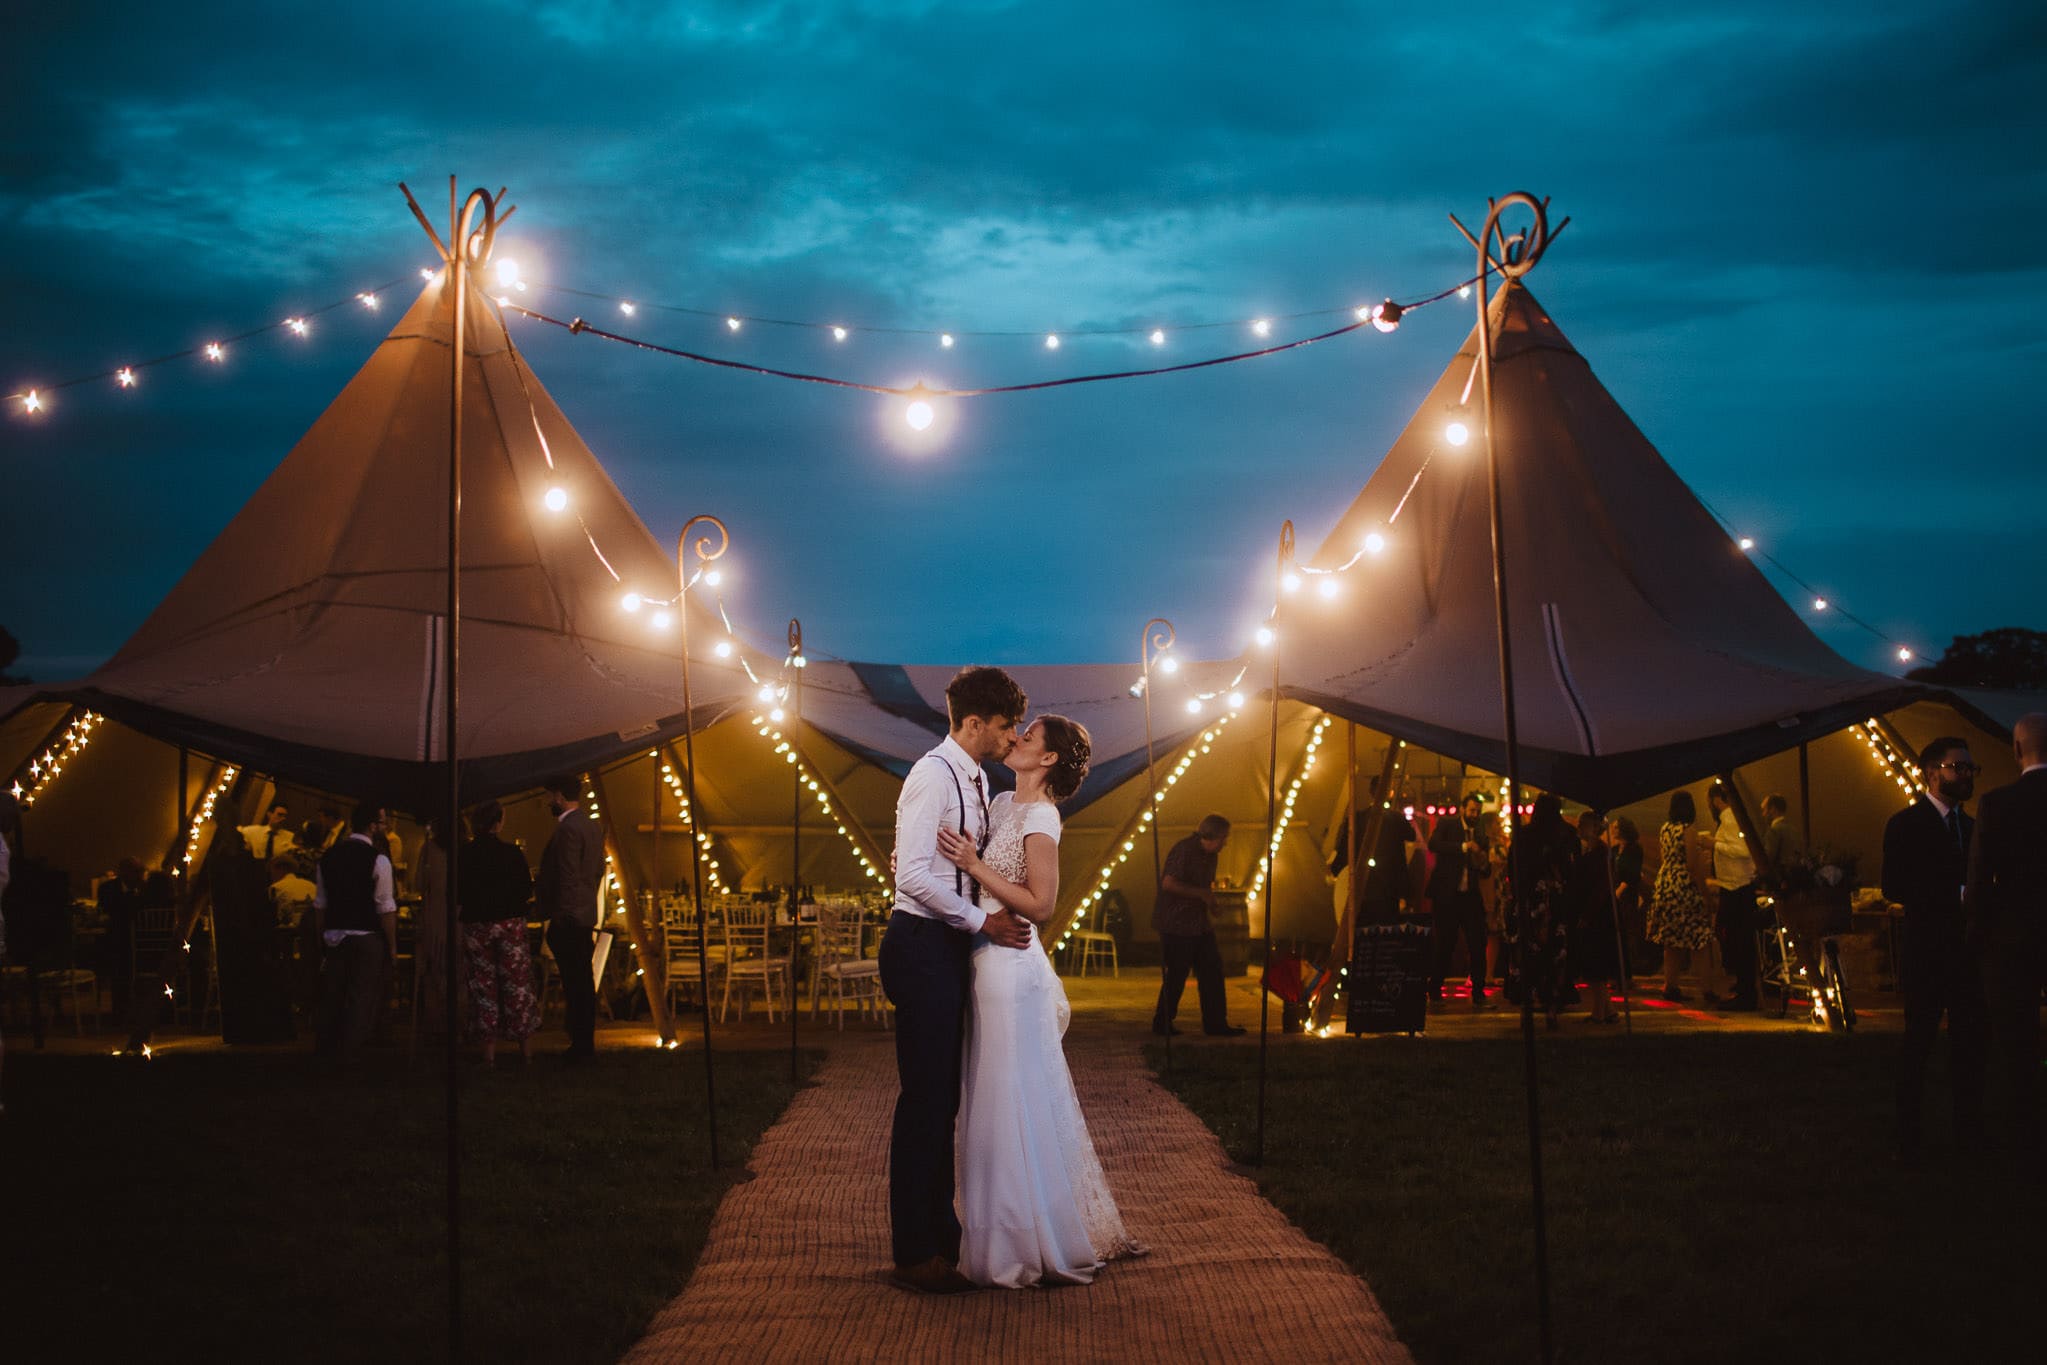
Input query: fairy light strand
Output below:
<box><xmin>10</xmin><ymin>710</ymin><xmax>101</xmax><ymax>807</ymax></box>
<box><xmin>1052</xmin><ymin>714</ymin><xmax>1238</xmax><ymax>956</ymax></box>
<box><xmin>5</xmin><ymin>275</ymin><xmax>415</xmax><ymax>409</ymax></box>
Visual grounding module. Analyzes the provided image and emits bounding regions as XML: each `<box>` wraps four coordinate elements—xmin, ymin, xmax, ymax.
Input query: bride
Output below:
<box><xmin>935</xmin><ymin>714</ymin><xmax>1143</xmax><ymax>1288</ymax></box>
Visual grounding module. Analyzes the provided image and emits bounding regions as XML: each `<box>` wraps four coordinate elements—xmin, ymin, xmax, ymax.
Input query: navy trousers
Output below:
<box><xmin>877</xmin><ymin>910</ymin><xmax>972</xmax><ymax>1268</ymax></box>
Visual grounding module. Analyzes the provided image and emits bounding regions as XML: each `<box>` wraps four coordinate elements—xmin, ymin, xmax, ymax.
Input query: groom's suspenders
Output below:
<box><xmin>916</xmin><ymin>753</ymin><xmax>980</xmax><ymax>902</ymax></box>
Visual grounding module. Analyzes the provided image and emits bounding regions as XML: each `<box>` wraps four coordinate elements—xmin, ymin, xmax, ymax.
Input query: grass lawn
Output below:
<box><xmin>1150</xmin><ymin>1029</ymin><xmax>2041</xmax><ymax>1365</ymax></box>
<box><xmin>4</xmin><ymin>1041</ymin><xmax>816</xmax><ymax>1363</ymax></box>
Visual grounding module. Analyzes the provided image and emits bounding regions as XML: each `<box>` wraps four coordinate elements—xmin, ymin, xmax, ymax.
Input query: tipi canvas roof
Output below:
<box><xmin>1278</xmin><ymin>281</ymin><xmax>1924</xmax><ymax>808</ymax></box>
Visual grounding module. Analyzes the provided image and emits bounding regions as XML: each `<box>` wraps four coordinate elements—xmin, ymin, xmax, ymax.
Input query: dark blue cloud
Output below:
<box><xmin>2</xmin><ymin>0</ymin><xmax>2041</xmax><ymax>679</ymax></box>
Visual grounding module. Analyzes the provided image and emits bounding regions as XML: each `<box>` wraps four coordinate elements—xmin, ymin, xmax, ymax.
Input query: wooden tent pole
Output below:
<box><xmin>1311</xmin><ymin>735</ymin><xmax>1399</xmax><ymax>1031</ymax></box>
<box><xmin>1798</xmin><ymin>742</ymin><xmax>1812</xmax><ymax>849</ymax></box>
<box><xmin>588</xmin><ymin>766</ymin><xmax>673</xmax><ymax>1044</ymax></box>
<box><xmin>1045</xmin><ymin>728</ymin><xmax>1206</xmax><ymax>948</ymax></box>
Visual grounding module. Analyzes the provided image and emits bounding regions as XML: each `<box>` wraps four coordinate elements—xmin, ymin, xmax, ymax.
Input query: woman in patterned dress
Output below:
<box><xmin>458</xmin><ymin>800</ymin><xmax>539</xmax><ymax>1064</ymax></box>
<box><xmin>1647</xmin><ymin>789</ymin><xmax>1715</xmax><ymax>1001</ymax></box>
<box><xmin>935</xmin><ymin>715</ymin><xmax>1144</xmax><ymax>1288</ymax></box>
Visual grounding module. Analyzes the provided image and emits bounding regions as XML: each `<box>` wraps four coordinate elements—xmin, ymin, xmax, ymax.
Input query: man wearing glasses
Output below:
<box><xmin>1883</xmin><ymin>738</ymin><xmax>1986</xmax><ymax>1166</ymax></box>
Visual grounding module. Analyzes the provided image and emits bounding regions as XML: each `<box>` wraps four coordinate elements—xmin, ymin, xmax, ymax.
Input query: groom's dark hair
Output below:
<box><xmin>945</xmin><ymin>666</ymin><xmax>1027</xmax><ymax>729</ymax></box>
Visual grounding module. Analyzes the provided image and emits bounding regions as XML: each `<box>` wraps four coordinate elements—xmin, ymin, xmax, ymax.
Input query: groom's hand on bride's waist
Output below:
<box><xmin>983</xmin><ymin>909</ymin><xmax>1033</xmax><ymax>949</ymax></box>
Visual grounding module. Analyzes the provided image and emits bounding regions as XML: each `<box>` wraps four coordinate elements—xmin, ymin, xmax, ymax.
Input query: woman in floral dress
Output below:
<box><xmin>1647</xmin><ymin>789</ymin><xmax>1714</xmax><ymax>1001</ymax></box>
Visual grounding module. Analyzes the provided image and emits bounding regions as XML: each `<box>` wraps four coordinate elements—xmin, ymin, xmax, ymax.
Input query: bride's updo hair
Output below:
<box><xmin>1036</xmin><ymin>714</ymin><xmax>1093</xmax><ymax>804</ymax></box>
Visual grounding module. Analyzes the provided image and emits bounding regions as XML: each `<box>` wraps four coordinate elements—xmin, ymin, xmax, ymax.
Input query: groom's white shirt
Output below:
<box><xmin>892</xmin><ymin>734</ymin><xmax>990</xmax><ymax>934</ymax></box>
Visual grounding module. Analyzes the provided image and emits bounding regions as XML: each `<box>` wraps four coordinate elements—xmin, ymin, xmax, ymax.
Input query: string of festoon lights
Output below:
<box><xmin>10</xmin><ymin>249</ymin><xmax>1929</xmax><ymax>675</ymax></box>
<box><xmin>1052</xmin><ymin>712</ymin><xmax>1239</xmax><ymax>960</ymax></box>
<box><xmin>4</xmin><ymin>276</ymin><xmax>415</xmax><ymax>415</ymax></box>
<box><xmin>181</xmin><ymin>764</ymin><xmax>242</xmax><ymax>874</ymax></box>
<box><xmin>9</xmin><ymin>710</ymin><xmax>100</xmax><ymax>806</ymax></box>
<box><xmin>655</xmin><ymin>755</ymin><xmax>732</xmax><ymax>898</ymax></box>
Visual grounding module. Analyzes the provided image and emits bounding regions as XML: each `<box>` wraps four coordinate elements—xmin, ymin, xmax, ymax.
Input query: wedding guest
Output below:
<box><xmin>1607</xmin><ymin>817</ymin><xmax>1647</xmax><ymax>979</ymax></box>
<box><xmin>1761</xmin><ymin>794</ymin><xmax>1804</xmax><ymax>881</ymax></box>
<box><xmin>460</xmin><ymin>800</ymin><xmax>537</xmax><ymax>1065</ymax></box>
<box><xmin>1329</xmin><ymin>780</ymin><xmax>1417</xmax><ymax>927</ymax></box>
<box><xmin>412</xmin><ymin>818</ymin><xmax>457</xmax><ymax>1036</ymax></box>
<box><xmin>1502</xmin><ymin>795</ymin><xmax>1576</xmax><ymax>1028</ymax></box>
<box><xmin>267</xmin><ymin>856</ymin><xmax>317</xmax><ymax>927</ymax></box>
<box><xmin>238</xmin><ymin>803</ymin><xmax>296</xmax><ymax>862</ymax></box>
<box><xmin>1151</xmin><ymin>814</ymin><xmax>1245</xmax><ymax>1037</ymax></box>
<box><xmin>96</xmin><ymin>856</ymin><xmax>148</xmax><ymax>1019</ymax></box>
<box><xmin>312</xmin><ymin>802</ymin><xmax>397</xmax><ymax>1059</ymax></box>
<box><xmin>1966</xmin><ymin>712</ymin><xmax>2047</xmax><ymax>1156</ymax></box>
<box><xmin>1885</xmin><ymin>736</ymin><xmax>1986</xmax><ymax>1166</ymax></box>
<box><xmin>1702</xmin><ymin>784</ymin><xmax>1760</xmax><ymax>1011</ymax></box>
<box><xmin>1648</xmin><ymin>790</ymin><xmax>1715</xmax><ymax>1002</ymax></box>
<box><xmin>1427</xmin><ymin>793</ymin><xmax>1493</xmax><ymax>1009</ymax></box>
<box><xmin>537</xmin><ymin>776</ymin><xmax>606</xmax><ymax>1060</ymax></box>
<box><xmin>1570</xmin><ymin>812</ymin><xmax>1621</xmax><ymax>1023</ymax></box>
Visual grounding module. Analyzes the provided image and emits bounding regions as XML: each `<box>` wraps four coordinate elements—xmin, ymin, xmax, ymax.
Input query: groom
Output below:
<box><xmin>879</xmin><ymin>665</ymin><xmax>1036</xmax><ymax>1293</ymax></box>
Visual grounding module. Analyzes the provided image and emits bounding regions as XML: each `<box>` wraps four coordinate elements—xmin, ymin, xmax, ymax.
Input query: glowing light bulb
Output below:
<box><xmin>1281</xmin><ymin>571</ymin><xmax>1301</xmax><ymax>594</ymax></box>
<box><xmin>421</xmin><ymin>268</ymin><xmax>436</xmax><ymax>281</ymax></box>
<box><xmin>116</xmin><ymin>367</ymin><xmax>136</xmax><ymax>388</ymax></box>
<box><xmin>1228</xmin><ymin>691</ymin><xmax>1245</xmax><ymax>709</ymax></box>
<box><xmin>1813</xmin><ymin>597</ymin><xmax>1829</xmax><ymax>611</ymax></box>
<box><xmin>1255</xmin><ymin>625</ymin><xmax>1276</xmax><ymax>647</ymax></box>
<box><xmin>1896</xmin><ymin>646</ymin><xmax>1914</xmax><ymax>662</ymax></box>
<box><xmin>1445</xmin><ymin>420</ymin><xmax>1470</xmax><ymax>447</ymax></box>
<box><xmin>832</xmin><ymin>325</ymin><xmax>848</xmax><ymax>341</ymax></box>
<box><xmin>620</xmin><ymin>301</ymin><xmax>636</xmax><ymax>316</ymax></box>
<box><xmin>1252</xmin><ymin>318</ymin><xmax>1271</xmax><ymax>337</ymax></box>
<box><xmin>1044</xmin><ymin>334</ymin><xmax>1060</xmax><ymax>350</ymax></box>
<box><xmin>793</xmin><ymin>653</ymin><xmax>807</xmax><ymax>669</ymax></box>
<box><xmin>205</xmin><ymin>342</ymin><xmax>225</xmax><ymax>361</ymax></box>
<box><xmin>1317</xmin><ymin>576</ymin><xmax>1339</xmax><ymax>599</ymax></box>
<box><xmin>1371</xmin><ymin>300</ymin><xmax>1402</xmax><ymax>333</ymax></box>
<box><xmin>1459</xmin><ymin>285</ymin><xmax>1472</xmax><ymax>299</ymax></box>
<box><xmin>1364</xmin><ymin>531</ymin><xmax>1387</xmax><ymax>555</ymax></box>
<box><xmin>1149</xmin><ymin>329</ymin><xmax>1165</xmax><ymax>346</ymax></box>
<box><xmin>650</xmin><ymin>609</ymin><xmax>673</xmax><ymax>630</ymax></box>
<box><xmin>769</xmin><ymin>706</ymin><xmax>786</xmax><ymax>723</ymax></box>
<box><xmin>1186</xmin><ymin>698</ymin><xmax>1203</xmax><ymax>714</ymax></box>
<box><xmin>543</xmin><ymin>486</ymin><xmax>568</xmax><ymax>512</ymax></box>
<box><xmin>1738</xmin><ymin>537</ymin><xmax>1755</xmax><ymax>551</ymax></box>
<box><xmin>286</xmin><ymin>317</ymin><xmax>308</xmax><ymax>336</ymax></box>
<box><xmin>714</xmin><ymin>639</ymin><xmax>734</xmax><ymax>659</ymax></box>
<box><xmin>22</xmin><ymin>389</ymin><xmax>42</xmax><ymax>413</ymax></box>
<box><xmin>1128</xmin><ymin>681</ymin><xmax>1143</xmax><ymax>698</ymax></box>
<box><xmin>621</xmin><ymin>592</ymin><xmax>643</xmax><ymax>613</ymax></box>
<box><xmin>703</xmin><ymin>568</ymin><xmax>722</xmax><ymax>587</ymax></box>
<box><xmin>1160</xmin><ymin>655</ymin><xmax>1179</xmax><ymax>675</ymax></box>
<box><xmin>494</xmin><ymin>258</ymin><xmax>519</xmax><ymax>287</ymax></box>
<box><xmin>359</xmin><ymin>292</ymin><xmax>379</xmax><ymax>310</ymax></box>
<box><xmin>1354</xmin><ymin>305</ymin><xmax>1372</xmax><ymax>321</ymax></box>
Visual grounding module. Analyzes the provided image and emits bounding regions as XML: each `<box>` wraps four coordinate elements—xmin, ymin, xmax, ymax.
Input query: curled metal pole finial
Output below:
<box><xmin>787</xmin><ymin>617</ymin><xmax>803</xmax><ymax>656</ymax></box>
<box><xmin>1142</xmin><ymin>617</ymin><xmax>1176</xmax><ymax>669</ymax></box>
<box><xmin>1277</xmin><ymin>519</ymin><xmax>1297</xmax><ymax>577</ymax></box>
<box><xmin>456</xmin><ymin>187</ymin><xmax>501</xmax><ymax>271</ymax></box>
<box><xmin>1449</xmin><ymin>192</ymin><xmax>1559</xmax><ymax>284</ymax></box>
<box><xmin>678</xmin><ymin>514</ymin><xmax>731</xmax><ymax>583</ymax></box>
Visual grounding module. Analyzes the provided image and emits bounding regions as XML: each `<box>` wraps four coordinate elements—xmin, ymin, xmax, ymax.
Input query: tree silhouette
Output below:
<box><xmin>0</xmin><ymin>623</ymin><xmax>26</xmax><ymax>684</ymax></box>
<box><xmin>1906</xmin><ymin>628</ymin><xmax>2047</xmax><ymax>691</ymax></box>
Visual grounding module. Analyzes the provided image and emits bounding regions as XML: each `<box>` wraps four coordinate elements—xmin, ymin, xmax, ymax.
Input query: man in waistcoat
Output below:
<box><xmin>313</xmin><ymin>802</ymin><xmax>397</xmax><ymax>1058</ymax></box>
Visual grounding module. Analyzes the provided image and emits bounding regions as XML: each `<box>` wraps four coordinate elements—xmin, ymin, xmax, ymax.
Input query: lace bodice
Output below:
<box><xmin>981</xmin><ymin>793</ymin><xmax>1060</xmax><ymax>886</ymax></box>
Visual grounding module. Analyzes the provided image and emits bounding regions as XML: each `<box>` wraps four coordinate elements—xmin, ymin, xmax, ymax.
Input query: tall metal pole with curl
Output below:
<box><xmin>399</xmin><ymin>174</ymin><xmax>514</xmax><ymax>1364</ymax></box>
<box><xmin>787</xmin><ymin>617</ymin><xmax>804</xmax><ymax>1085</ymax></box>
<box><xmin>1254</xmin><ymin>520</ymin><xmax>1294</xmax><ymax>1168</ymax></box>
<box><xmin>1448</xmin><ymin>191</ymin><xmax>1564</xmax><ymax>1365</ymax></box>
<box><xmin>677</xmin><ymin>514</ymin><xmax>729</xmax><ymax>1170</ymax></box>
<box><xmin>1140</xmin><ymin>616</ymin><xmax>1174</xmax><ymax>1074</ymax></box>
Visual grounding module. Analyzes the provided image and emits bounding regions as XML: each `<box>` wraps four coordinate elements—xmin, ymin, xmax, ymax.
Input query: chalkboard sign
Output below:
<box><xmin>1347</xmin><ymin>921</ymin><xmax>1433</xmax><ymax>1035</ymax></box>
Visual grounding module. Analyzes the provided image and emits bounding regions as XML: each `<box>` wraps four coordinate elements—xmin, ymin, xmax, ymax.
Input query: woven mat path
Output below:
<box><xmin>625</xmin><ymin>1023</ymin><xmax>1410</xmax><ymax>1364</ymax></box>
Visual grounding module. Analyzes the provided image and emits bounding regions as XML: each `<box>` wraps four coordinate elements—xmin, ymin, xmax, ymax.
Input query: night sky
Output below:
<box><xmin>3</xmin><ymin>2</ymin><xmax>2041</xmax><ymax>681</ymax></box>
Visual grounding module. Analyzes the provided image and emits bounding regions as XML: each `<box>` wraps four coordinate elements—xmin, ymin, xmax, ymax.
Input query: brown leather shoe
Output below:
<box><xmin>889</xmin><ymin>1255</ymin><xmax>978</xmax><ymax>1294</ymax></box>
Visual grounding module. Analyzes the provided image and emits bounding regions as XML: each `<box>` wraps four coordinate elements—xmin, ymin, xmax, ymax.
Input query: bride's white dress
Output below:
<box><xmin>957</xmin><ymin>792</ymin><xmax>1140</xmax><ymax>1287</ymax></box>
